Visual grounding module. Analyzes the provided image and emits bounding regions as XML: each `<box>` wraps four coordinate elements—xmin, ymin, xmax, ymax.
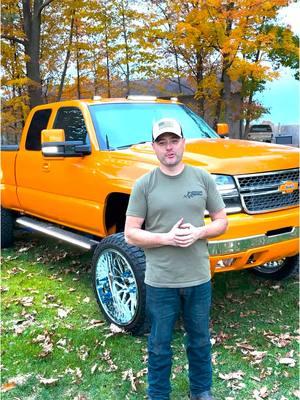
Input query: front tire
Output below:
<box><xmin>250</xmin><ymin>255</ymin><xmax>299</xmax><ymax>280</ymax></box>
<box><xmin>92</xmin><ymin>233</ymin><xmax>146</xmax><ymax>335</ymax></box>
<box><xmin>1</xmin><ymin>208</ymin><xmax>15</xmax><ymax>248</ymax></box>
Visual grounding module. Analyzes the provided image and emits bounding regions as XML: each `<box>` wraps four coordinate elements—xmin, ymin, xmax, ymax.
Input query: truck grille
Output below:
<box><xmin>235</xmin><ymin>169</ymin><xmax>299</xmax><ymax>214</ymax></box>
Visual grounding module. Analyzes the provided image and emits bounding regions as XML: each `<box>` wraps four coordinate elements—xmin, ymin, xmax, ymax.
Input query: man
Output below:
<box><xmin>124</xmin><ymin>118</ymin><xmax>228</xmax><ymax>400</ymax></box>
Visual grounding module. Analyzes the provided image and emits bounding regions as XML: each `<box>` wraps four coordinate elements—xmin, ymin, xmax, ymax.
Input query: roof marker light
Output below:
<box><xmin>126</xmin><ymin>95</ymin><xmax>157</xmax><ymax>101</ymax></box>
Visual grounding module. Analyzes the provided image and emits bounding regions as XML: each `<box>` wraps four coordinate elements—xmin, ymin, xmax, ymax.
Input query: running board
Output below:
<box><xmin>16</xmin><ymin>216</ymin><xmax>100</xmax><ymax>250</ymax></box>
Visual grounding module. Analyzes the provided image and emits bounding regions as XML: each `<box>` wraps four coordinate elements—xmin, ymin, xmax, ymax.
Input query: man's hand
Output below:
<box><xmin>174</xmin><ymin>222</ymin><xmax>204</xmax><ymax>247</ymax></box>
<box><xmin>165</xmin><ymin>220</ymin><xmax>204</xmax><ymax>247</ymax></box>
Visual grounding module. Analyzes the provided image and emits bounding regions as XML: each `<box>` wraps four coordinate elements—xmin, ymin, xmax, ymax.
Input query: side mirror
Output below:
<box><xmin>216</xmin><ymin>123</ymin><xmax>229</xmax><ymax>137</ymax></box>
<box><xmin>41</xmin><ymin>129</ymin><xmax>91</xmax><ymax>157</ymax></box>
<box><xmin>42</xmin><ymin>129</ymin><xmax>65</xmax><ymax>143</ymax></box>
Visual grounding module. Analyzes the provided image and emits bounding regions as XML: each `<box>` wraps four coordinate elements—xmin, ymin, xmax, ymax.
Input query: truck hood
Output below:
<box><xmin>112</xmin><ymin>138</ymin><xmax>299</xmax><ymax>176</ymax></box>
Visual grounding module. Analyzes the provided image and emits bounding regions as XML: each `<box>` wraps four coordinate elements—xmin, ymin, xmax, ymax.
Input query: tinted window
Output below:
<box><xmin>25</xmin><ymin>109</ymin><xmax>52</xmax><ymax>150</ymax></box>
<box><xmin>54</xmin><ymin>107</ymin><xmax>89</xmax><ymax>143</ymax></box>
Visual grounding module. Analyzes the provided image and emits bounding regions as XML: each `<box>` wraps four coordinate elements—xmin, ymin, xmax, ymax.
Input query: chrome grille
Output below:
<box><xmin>235</xmin><ymin>169</ymin><xmax>299</xmax><ymax>214</ymax></box>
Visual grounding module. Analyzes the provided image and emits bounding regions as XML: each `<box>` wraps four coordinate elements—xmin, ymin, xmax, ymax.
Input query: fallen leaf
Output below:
<box><xmin>91</xmin><ymin>364</ymin><xmax>98</xmax><ymax>374</ymax></box>
<box><xmin>293</xmin><ymin>390</ymin><xmax>300</xmax><ymax>399</ymax></box>
<box><xmin>38</xmin><ymin>377</ymin><xmax>59</xmax><ymax>386</ymax></box>
<box><xmin>122</xmin><ymin>368</ymin><xmax>136</xmax><ymax>392</ymax></box>
<box><xmin>278</xmin><ymin>357</ymin><xmax>296</xmax><ymax>367</ymax></box>
<box><xmin>104</xmin><ymin>323</ymin><xmax>126</xmax><ymax>338</ymax></box>
<box><xmin>18</xmin><ymin>297</ymin><xmax>34</xmax><ymax>307</ymax></box>
<box><xmin>18</xmin><ymin>247</ymin><xmax>30</xmax><ymax>253</ymax></box>
<box><xmin>57</xmin><ymin>308</ymin><xmax>71</xmax><ymax>319</ymax></box>
<box><xmin>85</xmin><ymin>320</ymin><xmax>105</xmax><ymax>330</ymax></box>
<box><xmin>82</xmin><ymin>297</ymin><xmax>90</xmax><ymax>303</ymax></box>
<box><xmin>219</xmin><ymin>371</ymin><xmax>245</xmax><ymax>381</ymax></box>
<box><xmin>1</xmin><ymin>382</ymin><xmax>16</xmax><ymax>392</ymax></box>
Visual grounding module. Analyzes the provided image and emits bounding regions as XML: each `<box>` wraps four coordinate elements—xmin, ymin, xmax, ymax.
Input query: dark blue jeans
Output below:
<box><xmin>146</xmin><ymin>281</ymin><xmax>212</xmax><ymax>400</ymax></box>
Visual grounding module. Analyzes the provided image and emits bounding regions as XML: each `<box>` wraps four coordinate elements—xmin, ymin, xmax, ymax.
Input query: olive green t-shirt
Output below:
<box><xmin>126</xmin><ymin>165</ymin><xmax>225</xmax><ymax>288</ymax></box>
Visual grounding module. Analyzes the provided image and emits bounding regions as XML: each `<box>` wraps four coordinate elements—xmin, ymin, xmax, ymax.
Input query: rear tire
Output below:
<box><xmin>1</xmin><ymin>207</ymin><xmax>15</xmax><ymax>248</ymax></box>
<box><xmin>92</xmin><ymin>232</ymin><xmax>147</xmax><ymax>335</ymax></box>
<box><xmin>250</xmin><ymin>255</ymin><xmax>299</xmax><ymax>280</ymax></box>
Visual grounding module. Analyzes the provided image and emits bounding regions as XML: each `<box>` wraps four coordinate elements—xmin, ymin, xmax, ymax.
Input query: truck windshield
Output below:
<box><xmin>89</xmin><ymin>103</ymin><xmax>218</xmax><ymax>149</ymax></box>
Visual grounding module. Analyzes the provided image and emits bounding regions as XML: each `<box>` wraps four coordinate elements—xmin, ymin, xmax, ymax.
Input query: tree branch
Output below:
<box><xmin>38</xmin><ymin>0</ymin><xmax>55</xmax><ymax>15</ymax></box>
<box><xmin>1</xmin><ymin>34</ymin><xmax>26</xmax><ymax>46</ymax></box>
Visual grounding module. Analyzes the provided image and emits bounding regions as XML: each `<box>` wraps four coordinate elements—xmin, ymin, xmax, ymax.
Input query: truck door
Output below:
<box><xmin>17</xmin><ymin>106</ymin><xmax>104</xmax><ymax>236</ymax></box>
<box><xmin>16</xmin><ymin>108</ymin><xmax>53</xmax><ymax>216</ymax></box>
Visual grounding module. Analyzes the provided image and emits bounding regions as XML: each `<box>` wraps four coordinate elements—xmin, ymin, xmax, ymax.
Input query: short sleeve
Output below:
<box><xmin>126</xmin><ymin>178</ymin><xmax>147</xmax><ymax>219</ymax></box>
<box><xmin>205</xmin><ymin>172</ymin><xmax>225</xmax><ymax>213</ymax></box>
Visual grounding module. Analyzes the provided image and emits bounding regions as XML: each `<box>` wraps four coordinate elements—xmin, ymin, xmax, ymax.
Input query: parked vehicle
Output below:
<box><xmin>1</xmin><ymin>97</ymin><xmax>299</xmax><ymax>334</ymax></box>
<box><xmin>247</xmin><ymin>123</ymin><xmax>274</xmax><ymax>143</ymax></box>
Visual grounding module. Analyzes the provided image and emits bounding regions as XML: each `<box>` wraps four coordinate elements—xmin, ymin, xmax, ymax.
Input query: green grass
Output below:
<box><xmin>1</xmin><ymin>232</ymin><xmax>299</xmax><ymax>399</ymax></box>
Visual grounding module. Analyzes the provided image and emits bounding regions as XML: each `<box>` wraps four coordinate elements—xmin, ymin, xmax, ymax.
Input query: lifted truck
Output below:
<box><xmin>1</xmin><ymin>97</ymin><xmax>299</xmax><ymax>334</ymax></box>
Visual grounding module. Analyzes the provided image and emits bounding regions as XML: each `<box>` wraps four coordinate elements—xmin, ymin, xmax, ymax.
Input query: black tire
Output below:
<box><xmin>250</xmin><ymin>255</ymin><xmax>299</xmax><ymax>280</ymax></box>
<box><xmin>1</xmin><ymin>207</ymin><xmax>15</xmax><ymax>248</ymax></box>
<box><xmin>92</xmin><ymin>232</ymin><xmax>147</xmax><ymax>335</ymax></box>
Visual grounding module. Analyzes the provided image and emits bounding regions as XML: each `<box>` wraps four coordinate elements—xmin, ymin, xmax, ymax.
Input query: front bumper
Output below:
<box><xmin>207</xmin><ymin>207</ymin><xmax>299</xmax><ymax>274</ymax></box>
<box><xmin>209</xmin><ymin>227</ymin><xmax>299</xmax><ymax>256</ymax></box>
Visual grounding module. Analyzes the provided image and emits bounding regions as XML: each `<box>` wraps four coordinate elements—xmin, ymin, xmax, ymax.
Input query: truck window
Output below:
<box><xmin>25</xmin><ymin>109</ymin><xmax>52</xmax><ymax>151</ymax></box>
<box><xmin>53</xmin><ymin>107</ymin><xmax>89</xmax><ymax>143</ymax></box>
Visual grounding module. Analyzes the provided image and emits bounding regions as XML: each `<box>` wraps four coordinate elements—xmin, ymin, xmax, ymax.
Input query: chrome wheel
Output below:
<box><xmin>95</xmin><ymin>248</ymin><xmax>138</xmax><ymax>325</ymax></box>
<box><xmin>254</xmin><ymin>258</ymin><xmax>286</xmax><ymax>274</ymax></box>
<box><xmin>250</xmin><ymin>255</ymin><xmax>298</xmax><ymax>280</ymax></box>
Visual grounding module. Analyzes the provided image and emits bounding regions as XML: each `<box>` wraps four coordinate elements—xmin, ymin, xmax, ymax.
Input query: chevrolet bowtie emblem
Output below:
<box><xmin>278</xmin><ymin>180</ymin><xmax>299</xmax><ymax>194</ymax></box>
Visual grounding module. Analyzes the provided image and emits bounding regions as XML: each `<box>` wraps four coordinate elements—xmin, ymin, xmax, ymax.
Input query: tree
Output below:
<box><xmin>2</xmin><ymin>0</ymin><xmax>57</xmax><ymax>108</ymax></box>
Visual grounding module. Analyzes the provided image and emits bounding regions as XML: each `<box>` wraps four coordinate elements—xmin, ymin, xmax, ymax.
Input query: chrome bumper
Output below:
<box><xmin>208</xmin><ymin>227</ymin><xmax>299</xmax><ymax>256</ymax></box>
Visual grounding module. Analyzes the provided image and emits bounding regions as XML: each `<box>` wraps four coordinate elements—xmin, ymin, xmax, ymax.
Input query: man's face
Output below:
<box><xmin>152</xmin><ymin>133</ymin><xmax>185</xmax><ymax>167</ymax></box>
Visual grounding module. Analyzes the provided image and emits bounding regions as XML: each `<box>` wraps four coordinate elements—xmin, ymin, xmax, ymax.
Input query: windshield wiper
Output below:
<box><xmin>116</xmin><ymin>141</ymin><xmax>149</xmax><ymax>149</ymax></box>
<box><xmin>105</xmin><ymin>134</ymin><xmax>116</xmax><ymax>150</ymax></box>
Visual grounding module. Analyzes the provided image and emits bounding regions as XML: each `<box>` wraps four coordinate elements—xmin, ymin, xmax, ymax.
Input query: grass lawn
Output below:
<box><xmin>1</xmin><ymin>232</ymin><xmax>299</xmax><ymax>399</ymax></box>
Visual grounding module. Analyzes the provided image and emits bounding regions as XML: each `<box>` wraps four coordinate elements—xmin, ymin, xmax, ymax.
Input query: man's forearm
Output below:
<box><xmin>198</xmin><ymin>218</ymin><xmax>228</xmax><ymax>239</ymax></box>
<box><xmin>125</xmin><ymin>228</ymin><xmax>168</xmax><ymax>248</ymax></box>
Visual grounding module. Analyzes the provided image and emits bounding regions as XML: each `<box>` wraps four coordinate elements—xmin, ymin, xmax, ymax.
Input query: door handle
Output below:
<box><xmin>42</xmin><ymin>162</ymin><xmax>50</xmax><ymax>172</ymax></box>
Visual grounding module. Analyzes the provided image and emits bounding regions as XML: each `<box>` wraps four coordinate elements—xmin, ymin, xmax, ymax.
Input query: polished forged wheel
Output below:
<box><xmin>250</xmin><ymin>255</ymin><xmax>299</xmax><ymax>280</ymax></box>
<box><xmin>92</xmin><ymin>233</ymin><xmax>146</xmax><ymax>334</ymax></box>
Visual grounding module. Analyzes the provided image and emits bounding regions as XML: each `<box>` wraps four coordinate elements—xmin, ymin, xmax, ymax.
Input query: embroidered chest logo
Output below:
<box><xmin>184</xmin><ymin>190</ymin><xmax>203</xmax><ymax>199</ymax></box>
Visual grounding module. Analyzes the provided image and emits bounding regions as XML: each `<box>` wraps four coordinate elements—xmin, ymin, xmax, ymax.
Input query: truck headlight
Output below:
<box><xmin>208</xmin><ymin>174</ymin><xmax>242</xmax><ymax>214</ymax></box>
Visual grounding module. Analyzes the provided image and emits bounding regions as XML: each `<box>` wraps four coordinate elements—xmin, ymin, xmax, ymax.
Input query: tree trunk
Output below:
<box><xmin>195</xmin><ymin>50</ymin><xmax>205</xmax><ymax>118</ymax></box>
<box><xmin>22</xmin><ymin>0</ymin><xmax>43</xmax><ymax>108</ymax></box>
<box><xmin>75</xmin><ymin>23</ymin><xmax>81</xmax><ymax>99</ymax></box>
<box><xmin>57</xmin><ymin>10</ymin><xmax>75</xmax><ymax>101</ymax></box>
<box><xmin>121</xmin><ymin>6</ymin><xmax>130</xmax><ymax>96</ymax></box>
<box><xmin>104</xmin><ymin>27</ymin><xmax>111</xmax><ymax>98</ymax></box>
<box><xmin>173</xmin><ymin>48</ymin><xmax>182</xmax><ymax>94</ymax></box>
<box><xmin>223</xmin><ymin>71</ymin><xmax>234</xmax><ymax>136</ymax></box>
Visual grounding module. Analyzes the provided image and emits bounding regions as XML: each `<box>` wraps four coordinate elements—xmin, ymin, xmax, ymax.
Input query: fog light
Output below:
<box><xmin>216</xmin><ymin>258</ymin><xmax>235</xmax><ymax>268</ymax></box>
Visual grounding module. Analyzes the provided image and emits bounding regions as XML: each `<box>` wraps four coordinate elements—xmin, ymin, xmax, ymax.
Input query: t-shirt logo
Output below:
<box><xmin>184</xmin><ymin>190</ymin><xmax>203</xmax><ymax>199</ymax></box>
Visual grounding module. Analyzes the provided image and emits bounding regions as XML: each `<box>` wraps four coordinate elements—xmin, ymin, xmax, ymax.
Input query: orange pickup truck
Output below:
<box><xmin>1</xmin><ymin>97</ymin><xmax>299</xmax><ymax>334</ymax></box>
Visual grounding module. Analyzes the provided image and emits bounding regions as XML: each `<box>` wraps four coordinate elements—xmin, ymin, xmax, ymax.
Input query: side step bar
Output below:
<box><xmin>16</xmin><ymin>216</ymin><xmax>100</xmax><ymax>250</ymax></box>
